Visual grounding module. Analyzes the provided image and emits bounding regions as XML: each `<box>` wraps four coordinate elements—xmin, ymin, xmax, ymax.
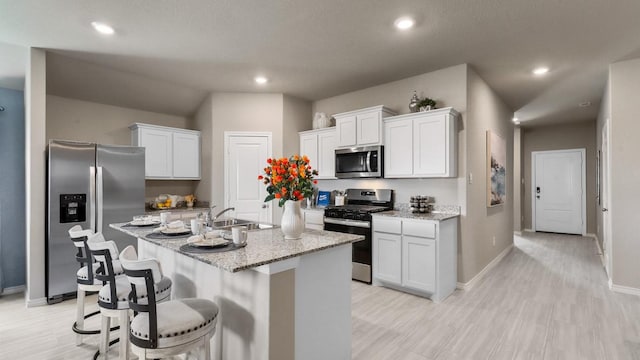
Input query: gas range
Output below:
<box><xmin>324</xmin><ymin>204</ymin><xmax>391</xmax><ymax>221</ymax></box>
<box><xmin>323</xmin><ymin>189</ymin><xmax>394</xmax><ymax>283</ymax></box>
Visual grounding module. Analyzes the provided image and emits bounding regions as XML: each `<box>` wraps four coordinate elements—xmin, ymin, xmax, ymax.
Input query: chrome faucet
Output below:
<box><xmin>205</xmin><ymin>205</ymin><xmax>217</xmax><ymax>226</ymax></box>
<box><xmin>212</xmin><ymin>207</ymin><xmax>235</xmax><ymax>221</ymax></box>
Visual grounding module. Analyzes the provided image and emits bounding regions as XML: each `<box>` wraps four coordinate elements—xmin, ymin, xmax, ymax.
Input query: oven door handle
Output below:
<box><xmin>324</xmin><ymin>217</ymin><xmax>371</xmax><ymax>228</ymax></box>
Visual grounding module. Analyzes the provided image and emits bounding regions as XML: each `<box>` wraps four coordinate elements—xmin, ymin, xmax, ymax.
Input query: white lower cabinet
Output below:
<box><xmin>372</xmin><ymin>215</ymin><xmax>458</xmax><ymax>302</ymax></box>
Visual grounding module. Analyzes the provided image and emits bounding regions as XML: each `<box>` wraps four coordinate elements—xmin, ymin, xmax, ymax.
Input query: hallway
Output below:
<box><xmin>352</xmin><ymin>232</ymin><xmax>640</xmax><ymax>359</ymax></box>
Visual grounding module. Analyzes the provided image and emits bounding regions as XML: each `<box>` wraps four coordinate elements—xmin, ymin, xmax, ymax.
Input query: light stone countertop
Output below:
<box><xmin>373</xmin><ymin>210</ymin><xmax>460</xmax><ymax>221</ymax></box>
<box><xmin>110</xmin><ymin>223</ymin><xmax>363</xmax><ymax>273</ymax></box>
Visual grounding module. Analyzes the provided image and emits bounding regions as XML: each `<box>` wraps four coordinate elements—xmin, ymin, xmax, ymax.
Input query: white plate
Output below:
<box><xmin>130</xmin><ymin>220</ymin><xmax>160</xmax><ymax>226</ymax></box>
<box><xmin>161</xmin><ymin>228</ymin><xmax>191</xmax><ymax>236</ymax></box>
<box><xmin>188</xmin><ymin>237</ymin><xmax>230</xmax><ymax>248</ymax></box>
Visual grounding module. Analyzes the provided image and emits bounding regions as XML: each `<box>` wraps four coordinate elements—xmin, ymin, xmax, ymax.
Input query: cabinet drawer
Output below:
<box><xmin>403</xmin><ymin>220</ymin><xmax>436</xmax><ymax>239</ymax></box>
<box><xmin>373</xmin><ymin>217</ymin><xmax>401</xmax><ymax>234</ymax></box>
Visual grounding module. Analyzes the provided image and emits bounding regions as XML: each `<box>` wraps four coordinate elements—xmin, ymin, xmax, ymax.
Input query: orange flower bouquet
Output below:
<box><xmin>258</xmin><ymin>155</ymin><xmax>318</xmax><ymax>207</ymax></box>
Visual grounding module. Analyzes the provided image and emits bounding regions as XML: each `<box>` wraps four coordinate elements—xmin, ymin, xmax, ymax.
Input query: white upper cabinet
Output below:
<box><xmin>384</xmin><ymin>107</ymin><xmax>458</xmax><ymax>178</ymax></box>
<box><xmin>299</xmin><ymin>127</ymin><xmax>337</xmax><ymax>179</ymax></box>
<box><xmin>130</xmin><ymin>123</ymin><xmax>201</xmax><ymax>180</ymax></box>
<box><xmin>333</xmin><ymin>105</ymin><xmax>397</xmax><ymax>148</ymax></box>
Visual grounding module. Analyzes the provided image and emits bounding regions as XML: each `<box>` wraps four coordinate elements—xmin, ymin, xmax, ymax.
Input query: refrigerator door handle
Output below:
<box><xmin>89</xmin><ymin>166</ymin><xmax>96</xmax><ymax>232</ymax></box>
<box><xmin>97</xmin><ymin>166</ymin><xmax>104</xmax><ymax>234</ymax></box>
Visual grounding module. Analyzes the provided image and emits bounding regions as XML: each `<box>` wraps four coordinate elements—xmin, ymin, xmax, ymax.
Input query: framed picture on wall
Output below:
<box><xmin>487</xmin><ymin>130</ymin><xmax>506</xmax><ymax>207</ymax></box>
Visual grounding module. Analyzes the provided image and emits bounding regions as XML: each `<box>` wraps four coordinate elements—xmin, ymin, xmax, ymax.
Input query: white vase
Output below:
<box><xmin>281</xmin><ymin>200</ymin><xmax>304</xmax><ymax>240</ymax></box>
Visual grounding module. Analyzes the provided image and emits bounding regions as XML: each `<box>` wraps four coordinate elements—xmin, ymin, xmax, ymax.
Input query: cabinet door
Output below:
<box><xmin>402</xmin><ymin>235</ymin><xmax>436</xmax><ymax>293</ymax></box>
<box><xmin>336</xmin><ymin>116</ymin><xmax>357</xmax><ymax>147</ymax></box>
<box><xmin>373</xmin><ymin>231</ymin><xmax>402</xmax><ymax>285</ymax></box>
<box><xmin>139</xmin><ymin>128</ymin><xmax>173</xmax><ymax>178</ymax></box>
<box><xmin>413</xmin><ymin>114</ymin><xmax>448</xmax><ymax>177</ymax></box>
<box><xmin>384</xmin><ymin>120</ymin><xmax>413</xmax><ymax>177</ymax></box>
<box><xmin>317</xmin><ymin>130</ymin><xmax>337</xmax><ymax>179</ymax></box>
<box><xmin>356</xmin><ymin>111</ymin><xmax>381</xmax><ymax>145</ymax></box>
<box><xmin>299</xmin><ymin>133</ymin><xmax>318</xmax><ymax>165</ymax></box>
<box><xmin>173</xmin><ymin>132</ymin><xmax>200</xmax><ymax>179</ymax></box>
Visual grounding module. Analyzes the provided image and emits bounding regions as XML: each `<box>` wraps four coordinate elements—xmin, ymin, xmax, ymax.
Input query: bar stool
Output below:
<box><xmin>119</xmin><ymin>245</ymin><xmax>219</xmax><ymax>360</ymax></box>
<box><xmin>87</xmin><ymin>234</ymin><xmax>172</xmax><ymax>360</ymax></box>
<box><xmin>68</xmin><ymin>225</ymin><xmax>118</xmax><ymax>345</ymax></box>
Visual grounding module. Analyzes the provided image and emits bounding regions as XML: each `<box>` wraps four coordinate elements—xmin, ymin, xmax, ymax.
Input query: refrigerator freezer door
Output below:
<box><xmin>47</xmin><ymin>140</ymin><xmax>96</xmax><ymax>300</ymax></box>
<box><xmin>97</xmin><ymin>145</ymin><xmax>145</xmax><ymax>252</ymax></box>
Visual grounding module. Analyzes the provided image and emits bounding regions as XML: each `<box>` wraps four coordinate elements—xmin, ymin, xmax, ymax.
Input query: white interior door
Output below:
<box><xmin>602</xmin><ymin>119</ymin><xmax>612</xmax><ymax>276</ymax></box>
<box><xmin>225</xmin><ymin>133</ymin><xmax>272</xmax><ymax>223</ymax></box>
<box><xmin>533</xmin><ymin>149</ymin><xmax>585</xmax><ymax>235</ymax></box>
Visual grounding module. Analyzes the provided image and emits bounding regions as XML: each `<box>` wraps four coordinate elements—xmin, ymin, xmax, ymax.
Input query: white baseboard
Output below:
<box><xmin>584</xmin><ymin>233</ymin><xmax>597</xmax><ymax>239</ymax></box>
<box><xmin>523</xmin><ymin>228</ymin><xmax>534</xmax><ymax>233</ymax></box>
<box><xmin>514</xmin><ymin>231</ymin><xmax>522</xmax><ymax>236</ymax></box>
<box><xmin>26</xmin><ymin>297</ymin><xmax>47</xmax><ymax>307</ymax></box>
<box><xmin>457</xmin><ymin>244</ymin><xmax>513</xmax><ymax>290</ymax></box>
<box><xmin>0</xmin><ymin>285</ymin><xmax>25</xmax><ymax>296</ymax></box>
<box><xmin>610</xmin><ymin>283</ymin><xmax>640</xmax><ymax>297</ymax></box>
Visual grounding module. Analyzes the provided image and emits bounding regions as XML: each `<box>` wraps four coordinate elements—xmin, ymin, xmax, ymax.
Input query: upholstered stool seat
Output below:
<box><xmin>89</xmin><ymin>234</ymin><xmax>173</xmax><ymax>360</ymax></box>
<box><xmin>130</xmin><ymin>298</ymin><xmax>218</xmax><ymax>348</ymax></box>
<box><xmin>120</xmin><ymin>245</ymin><xmax>218</xmax><ymax>359</ymax></box>
<box><xmin>68</xmin><ymin>225</ymin><xmax>103</xmax><ymax>346</ymax></box>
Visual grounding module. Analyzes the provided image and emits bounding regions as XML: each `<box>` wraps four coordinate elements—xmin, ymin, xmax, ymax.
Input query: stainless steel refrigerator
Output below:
<box><xmin>46</xmin><ymin>140</ymin><xmax>145</xmax><ymax>303</ymax></box>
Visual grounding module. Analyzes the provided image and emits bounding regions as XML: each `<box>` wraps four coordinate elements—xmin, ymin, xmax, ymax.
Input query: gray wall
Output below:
<box><xmin>313</xmin><ymin>64</ymin><xmax>468</xmax><ymax>208</ymax></box>
<box><xmin>608</xmin><ymin>57</ymin><xmax>640</xmax><ymax>289</ymax></box>
<box><xmin>194</xmin><ymin>92</ymin><xmax>286</xmax><ymax>223</ymax></box>
<box><xmin>463</xmin><ymin>67</ymin><xmax>514</xmax><ymax>284</ymax></box>
<box><xmin>0</xmin><ymin>87</ymin><xmax>26</xmax><ymax>291</ymax></box>
<box><xmin>312</xmin><ymin>64</ymin><xmax>515</xmax><ymax>284</ymax></box>
<box><xmin>522</xmin><ymin>121</ymin><xmax>597</xmax><ymax>234</ymax></box>
<box><xmin>25</xmin><ymin>47</ymin><xmax>47</xmax><ymax>305</ymax></box>
<box><xmin>46</xmin><ymin>95</ymin><xmax>197</xmax><ymax>202</ymax></box>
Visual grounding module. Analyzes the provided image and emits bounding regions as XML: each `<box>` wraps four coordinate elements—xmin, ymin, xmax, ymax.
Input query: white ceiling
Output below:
<box><xmin>1</xmin><ymin>0</ymin><xmax>640</xmax><ymax>124</ymax></box>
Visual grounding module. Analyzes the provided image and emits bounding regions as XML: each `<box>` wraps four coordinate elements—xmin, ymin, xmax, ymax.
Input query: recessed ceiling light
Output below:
<box><xmin>91</xmin><ymin>21</ymin><xmax>115</xmax><ymax>35</ymax></box>
<box><xmin>532</xmin><ymin>67</ymin><xmax>549</xmax><ymax>76</ymax></box>
<box><xmin>394</xmin><ymin>17</ymin><xmax>415</xmax><ymax>30</ymax></box>
<box><xmin>254</xmin><ymin>76</ymin><xmax>268</xmax><ymax>85</ymax></box>
<box><xmin>512</xmin><ymin>117</ymin><xmax>519</xmax><ymax>122</ymax></box>
<box><xmin>579</xmin><ymin>101</ymin><xmax>591</xmax><ymax>107</ymax></box>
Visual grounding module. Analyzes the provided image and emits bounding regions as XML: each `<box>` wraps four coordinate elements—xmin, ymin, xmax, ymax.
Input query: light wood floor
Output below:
<box><xmin>352</xmin><ymin>232</ymin><xmax>640</xmax><ymax>360</ymax></box>
<box><xmin>2</xmin><ymin>232</ymin><xmax>639</xmax><ymax>359</ymax></box>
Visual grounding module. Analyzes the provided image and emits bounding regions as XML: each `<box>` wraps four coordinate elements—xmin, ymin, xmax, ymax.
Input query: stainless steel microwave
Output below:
<box><xmin>335</xmin><ymin>145</ymin><xmax>383</xmax><ymax>178</ymax></box>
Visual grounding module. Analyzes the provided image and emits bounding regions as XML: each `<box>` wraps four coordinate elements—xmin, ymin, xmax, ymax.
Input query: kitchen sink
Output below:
<box><xmin>211</xmin><ymin>218</ymin><xmax>254</xmax><ymax>227</ymax></box>
<box><xmin>210</xmin><ymin>218</ymin><xmax>276</xmax><ymax>231</ymax></box>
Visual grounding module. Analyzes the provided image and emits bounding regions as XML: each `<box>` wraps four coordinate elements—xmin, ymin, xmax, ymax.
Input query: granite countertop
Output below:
<box><xmin>110</xmin><ymin>223</ymin><xmax>363</xmax><ymax>273</ymax></box>
<box><xmin>301</xmin><ymin>206</ymin><xmax>326</xmax><ymax>212</ymax></box>
<box><xmin>145</xmin><ymin>206</ymin><xmax>210</xmax><ymax>214</ymax></box>
<box><xmin>372</xmin><ymin>210</ymin><xmax>459</xmax><ymax>221</ymax></box>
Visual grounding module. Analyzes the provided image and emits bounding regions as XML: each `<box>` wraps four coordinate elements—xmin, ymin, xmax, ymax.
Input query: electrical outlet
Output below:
<box><xmin>492</xmin><ymin>236</ymin><xmax>496</xmax><ymax>246</ymax></box>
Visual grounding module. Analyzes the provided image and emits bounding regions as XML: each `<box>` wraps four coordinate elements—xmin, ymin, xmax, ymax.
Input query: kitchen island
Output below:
<box><xmin>111</xmin><ymin>223</ymin><xmax>363</xmax><ymax>360</ymax></box>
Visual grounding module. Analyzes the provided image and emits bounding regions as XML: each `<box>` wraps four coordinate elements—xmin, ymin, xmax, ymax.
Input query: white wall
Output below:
<box><xmin>463</xmin><ymin>68</ymin><xmax>514</xmax><ymax>283</ymax></box>
<box><xmin>194</xmin><ymin>92</ymin><xmax>285</xmax><ymax>223</ymax></box>
<box><xmin>25</xmin><ymin>48</ymin><xmax>47</xmax><ymax>306</ymax></box>
<box><xmin>312</xmin><ymin>64</ymin><xmax>514</xmax><ymax>284</ymax></box>
<box><xmin>46</xmin><ymin>95</ymin><xmax>197</xmax><ymax>201</ymax></box>
<box><xmin>608</xmin><ymin>57</ymin><xmax>640</xmax><ymax>289</ymax></box>
<box><xmin>313</xmin><ymin>64</ymin><xmax>468</xmax><ymax>209</ymax></box>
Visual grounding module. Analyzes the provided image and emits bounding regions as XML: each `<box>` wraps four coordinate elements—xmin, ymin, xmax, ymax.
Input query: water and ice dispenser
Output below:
<box><xmin>59</xmin><ymin>194</ymin><xmax>86</xmax><ymax>223</ymax></box>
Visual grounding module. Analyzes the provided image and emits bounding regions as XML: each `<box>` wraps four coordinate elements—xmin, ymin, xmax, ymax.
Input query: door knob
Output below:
<box><xmin>602</xmin><ymin>208</ymin><xmax>608</xmax><ymax>212</ymax></box>
<box><xmin>262</xmin><ymin>204</ymin><xmax>268</xmax><ymax>209</ymax></box>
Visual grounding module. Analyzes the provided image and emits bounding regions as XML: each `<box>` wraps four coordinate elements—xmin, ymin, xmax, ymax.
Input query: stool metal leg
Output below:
<box><xmin>75</xmin><ymin>289</ymin><xmax>85</xmax><ymax>345</ymax></box>
<box><xmin>119</xmin><ymin>310</ymin><xmax>130</xmax><ymax>360</ymax></box>
<box><xmin>100</xmin><ymin>315</ymin><xmax>111</xmax><ymax>360</ymax></box>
